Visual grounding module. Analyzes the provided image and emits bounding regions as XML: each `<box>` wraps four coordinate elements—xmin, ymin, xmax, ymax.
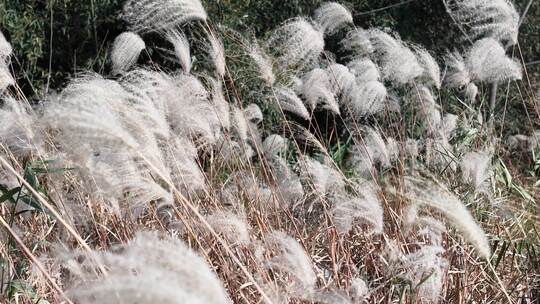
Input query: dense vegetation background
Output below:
<box><xmin>1</xmin><ymin>0</ymin><xmax>538</xmax><ymax>98</ymax></box>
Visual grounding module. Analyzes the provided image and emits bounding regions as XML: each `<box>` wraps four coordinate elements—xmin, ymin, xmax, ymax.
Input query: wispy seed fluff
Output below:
<box><xmin>63</xmin><ymin>232</ymin><xmax>230</xmax><ymax>304</ymax></box>
<box><xmin>166</xmin><ymin>29</ymin><xmax>192</xmax><ymax>73</ymax></box>
<box><xmin>414</xmin><ymin>46</ymin><xmax>441</xmax><ymax>88</ymax></box>
<box><xmin>110</xmin><ymin>32</ymin><xmax>146</xmax><ymax>73</ymax></box>
<box><xmin>0</xmin><ymin>96</ymin><xmax>42</xmax><ymax>156</ymax></box>
<box><xmin>313</xmin><ymin>2</ymin><xmax>353</xmax><ymax>36</ymax></box>
<box><xmin>460</xmin><ymin>149</ymin><xmax>493</xmax><ymax>194</ymax></box>
<box><xmin>122</xmin><ymin>0</ymin><xmax>207</xmax><ymax>33</ymax></box>
<box><xmin>248</xmin><ymin>42</ymin><xmax>275</xmax><ymax>86</ymax></box>
<box><xmin>341</xmin><ymin>28</ymin><xmax>374</xmax><ymax>58</ymax></box>
<box><xmin>275</xmin><ymin>87</ymin><xmax>310</xmax><ymax>120</ymax></box>
<box><xmin>347</xmin><ymin>58</ymin><xmax>380</xmax><ymax>83</ymax></box>
<box><xmin>466</xmin><ymin>38</ymin><xmax>522</xmax><ymax>83</ymax></box>
<box><xmin>0</xmin><ymin>30</ymin><xmax>12</xmax><ymax>61</ymax></box>
<box><xmin>208</xmin><ymin>34</ymin><xmax>226</xmax><ymax>77</ymax></box>
<box><xmin>331</xmin><ymin>179</ymin><xmax>384</xmax><ymax>234</ymax></box>
<box><xmin>402</xmin><ymin>176</ymin><xmax>491</xmax><ymax>259</ymax></box>
<box><xmin>262</xmin><ymin>231</ymin><xmax>317</xmax><ymax>298</ymax></box>
<box><xmin>266</xmin><ymin>17</ymin><xmax>325</xmax><ymax>68</ymax></box>
<box><xmin>444</xmin><ymin>52</ymin><xmax>471</xmax><ymax>88</ymax></box>
<box><xmin>444</xmin><ymin>0</ymin><xmax>519</xmax><ymax>45</ymax></box>
<box><xmin>345</xmin><ymin>81</ymin><xmax>387</xmax><ymax>117</ymax></box>
<box><xmin>368</xmin><ymin>29</ymin><xmax>423</xmax><ymax>84</ymax></box>
<box><xmin>326</xmin><ymin>63</ymin><xmax>356</xmax><ymax>96</ymax></box>
<box><xmin>0</xmin><ymin>65</ymin><xmax>14</xmax><ymax>92</ymax></box>
<box><xmin>300</xmin><ymin>68</ymin><xmax>340</xmax><ymax>114</ymax></box>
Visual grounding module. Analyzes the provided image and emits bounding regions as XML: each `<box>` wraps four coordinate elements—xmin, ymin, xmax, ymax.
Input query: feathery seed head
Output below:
<box><xmin>208</xmin><ymin>34</ymin><xmax>226</xmax><ymax>77</ymax></box>
<box><xmin>461</xmin><ymin>149</ymin><xmax>493</xmax><ymax>194</ymax></box>
<box><xmin>345</xmin><ymin>81</ymin><xmax>387</xmax><ymax>117</ymax></box>
<box><xmin>313</xmin><ymin>2</ymin><xmax>353</xmax><ymax>36</ymax></box>
<box><xmin>444</xmin><ymin>52</ymin><xmax>471</xmax><ymax>88</ymax></box>
<box><xmin>326</xmin><ymin>63</ymin><xmax>356</xmax><ymax>96</ymax></box>
<box><xmin>368</xmin><ymin>29</ymin><xmax>423</xmax><ymax>84</ymax></box>
<box><xmin>341</xmin><ymin>28</ymin><xmax>374</xmax><ymax>58</ymax></box>
<box><xmin>110</xmin><ymin>32</ymin><xmax>146</xmax><ymax>74</ymax></box>
<box><xmin>414</xmin><ymin>46</ymin><xmax>441</xmax><ymax>88</ymax></box>
<box><xmin>347</xmin><ymin>58</ymin><xmax>380</xmax><ymax>83</ymax></box>
<box><xmin>263</xmin><ymin>134</ymin><xmax>288</xmax><ymax>157</ymax></box>
<box><xmin>248</xmin><ymin>42</ymin><xmax>275</xmax><ymax>85</ymax></box>
<box><xmin>166</xmin><ymin>29</ymin><xmax>192</xmax><ymax>73</ymax></box>
<box><xmin>122</xmin><ymin>0</ymin><xmax>207</xmax><ymax>33</ymax></box>
<box><xmin>466</xmin><ymin>38</ymin><xmax>522</xmax><ymax>83</ymax></box>
<box><xmin>275</xmin><ymin>87</ymin><xmax>310</xmax><ymax>120</ymax></box>
<box><xmin>445</xmin><ymin>0</ymin><xmax>519</xmax><ymax>45</ymax></box>
<box><xmin>266</xmin><ymin>17</ymin><xmax>325</xmax><ymax>69</ymax></box>
<box><xmin>0</xmin><ymin>31</ymin><xmax>12</xmax><ymax>62</ymax></box>
<box><xmin>301</xmin><ymin>68</ymin><xmax>340</xmax><ymax>114</ymax></box>
<box><xmin>64</xmin><ymin>232</ymin><xmax>230</xmax><ymax>304</ymax></box>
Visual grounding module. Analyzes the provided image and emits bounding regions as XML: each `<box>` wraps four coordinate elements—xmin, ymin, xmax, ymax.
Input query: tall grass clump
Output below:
<box><xmin>0</xmin><ymin>0</ymin><xmax>537</xmax><ymax>303</ymax></box>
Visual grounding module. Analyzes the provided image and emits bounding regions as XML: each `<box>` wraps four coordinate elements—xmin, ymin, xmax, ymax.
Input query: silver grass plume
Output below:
<box><xmin>347</xmin><ymin>58</ymin><xmax>380</xmax><ymax>83</ymax></box>
<box><xmin>444</xmin><ymin>52</ymin><xmax>471</xmax><ymax>88</ymax></box>
<box><xmin>263</xmin><ymin>134</ymin><xmax>288</xmax><ymax>157</ymax></box>
<box><xmin>206</xmin><ymin>211</ymin><xmax>251</xmax><ymax>245</ymax></box>
<box><xmin>63</xmin><ymin>232</ymin><xmax>230</xmax><ymax>304</ymax></box>
<box><xmin>110</xmin><ymin>32</ymin><xmax>146</xmax><ymax>74</ymax></box>
<box><xmin>300</xmin><ymin>68</ymin><xmax>340</xmax><ymax>115</ymax></box>
<box><xmin>208</xmin><ymin>34</ymin><xmax>226</xmax><ymax>77</ymax></box>
<box><xmin>413</xmin><ymin>46</ymin><xmax>441</xmax><ymax>88</ymax></box>
<box><xmin>263</xmin><ymin>231</ymin><xmax>317</xmax><ymax>298</ymax></box>
<box><xmin>345</xmin><ymin>81</ymin><xmax>387</xmax><ymax>117</ymax></box>
<box><xmin>466</xmin><ymin>38</ymin><xmax>522</xmax><ymax>83</ymax></box>
<box><xmin>387</xmin><ymin>241</ymin><xmax>447</xmax><ymax>303</ymax></box>
<box><xmin>166</xmin><ymin>29</ymin><xmax>191</xmax><ymax>73</ymax></box>
<box><xmin>122</xmin><ymin>0</ymin><xmax>207</xmax><ymax>33</ymax></box>
<box><xmin>300</xmin><ymin>157</ymin><xmax>345</xmax><ymax>196</ymax></box>
<box><xmin>313</xmin><ymin>2</ymin><xmax>353</xmax><ymax>36</ymax></box>
<box><xmin>368</xmin><ymin>29</ymin><xmax>423</xmax><ymax>84</ymax></box>
<box><xmin>460</xmin><ymin>149</ymin><xmax>493</xmax><ymax>194</ymax></box>
<box><xmin>0</xmin><ymin>65</ymin><xmax>14</xmax><ymax>92</ymax></box>
<box><xmin>0</xmin><ymin>96</ymin><xmax>42</xmax><ymax>156</ymax></box>
<box><xmin>444</xmin><ymin>0</ymin><xmax>519</xmax><ymax>45</ymax></box>
<box><xmin>401</xmin><ymin>176</ymin><xmax>491</xmax><ymax>259</ymax></box>
<box><xmin>170</xmin><ymin>73</ymin><xmax>223</xmax><ymax>144</ymax></box>
<box><xmin>415</xmin><ymin>86</ymin><xmax>442</xmax><ymax>129</ymax></box>
<box><xmin>326</xmin><ymin>63</ymin><xmax>356</xmax><ymax>96</ymax></box>
<box><xmin>331</xmin><ymin>179</ymin><xmax>383</xmax><ymax>234</ymax></box>
<box><xmin>346</xmin><ymin>127</ymin><xmax>390</xmax><ymax>177</ymax></box>
<box><xmin>244</xmin><ymin>103</ymin><xmax>263</xmax><ymax>125</ymax></box>
<box><xmin>266</xmin><ymin>17</ymin><xmax>325</xmax><ymax>68</ymax></box>
<box><xmin>275</xmin><ymin>87</ymin><xmax>310</xmax><ymax>120</ymax></box>
<box><xmin>341</xmin><ymin>28</ymin><xmax>374</xmax><ymax>58</ymax></box>
<box><xmin>248</xmin><ymin>42</ymin><xmax>275</xmax><ymax>85</ymax></box>
<box><xmin>0</xmin><ymin>30</ymin><xmax>12</xmax><ymax>60</ymax></box>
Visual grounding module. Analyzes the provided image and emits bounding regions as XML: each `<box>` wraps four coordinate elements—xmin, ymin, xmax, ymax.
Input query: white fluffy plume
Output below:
<box><xmin>0</xmin><ymin>30</ymin><xmax>12</xmax><ymax>61</ymax></box>
<box><xmin>122</xmin><ymin>0</ymin><xmax>208</xmax><ymax>33</ymax></box>
<box><xmin>331</xmin><ymin>179</ymin><xmax>383</xmax><ymax>234</ymax></box>
<box><xmin>466</xmin><ymin>38</ymin><xmax>522</xmax><ymax>83</ymax></box>
<box><xmin>341</xmin><ymin>28</ymin><xmax>374</xmax><ymax>58</ymax></box>
<box><xmin>401</xmin><ymin>176</ymin><xmax>491</xmax><ymax>259</ymax></box>
<box><xmin>444</xmin><ymin>0</ymin><xmax>520</xmax><ymax>45</ymax></box>
<box><xmin>300</xmin><ymin>68</ymin><xmax>340</xmax><ymax>114</ymax></box>
<box><xmin>368</xmin><ymin>29</ymin><xmax>423</xmax><ymax>84</ymax></box>
<box><xmin>0</xmin><ymin>97</ymin><xmax>42</xmax><ymax>156</ymax></box>
<box><xmin>275</xmin><ymin>87</ymin><xmax>311</xmax><ymax>120</ymax></box>
<box><xmin>267</xmin><ymin>17</ymin><xmax>325</xmax><ymax>68</ymax></box>
<box><xmin>313</xmin><ymin>2</ymin><xmax>353</xmax><ymax>35</ymax></box>
<box><xmin>110</xmin><ymin>32</ymin><xmax>146</xmax><ymax>73</ymax></box>
<box><xmin>208</xmin><ymin>34</ymin><xmax>226</xmax><ymax>77</ymax></box>
<box><xmin>166</xmin><ymin>30</ymin><xmax>192</xmax><ymax>73</ymax></box>
<box><xmin>248</xmin><ymin>42</ymin><xmax>275</xmax><ymax>86</ymax></box>
<box><xmin>263</xmin><ymin>231</ymin><xmax>317</xmax><ymax>297</ymax></box>
<box><xmin>414</xmin><ymin>46</ymin><xmax>441</xmax><ymax>88</ymax></box>
<box><xmin>347</xmin><ymin>58</ymin><xmax>380</xmax><ymax>83</ymax></box>
<box><xmin>345</xmin><ymin>81</ymin><xmax>387</xmax><ymax>117</ymax></box>
<box><xmin>63</xmin><ymin>232</ymin><xmax>230</xmax><ymax>304</ymax></box>
<box><xmin>461</xmin><ymin>149</ymin><xmax>493</xmax><ymax>194</ymax></box>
